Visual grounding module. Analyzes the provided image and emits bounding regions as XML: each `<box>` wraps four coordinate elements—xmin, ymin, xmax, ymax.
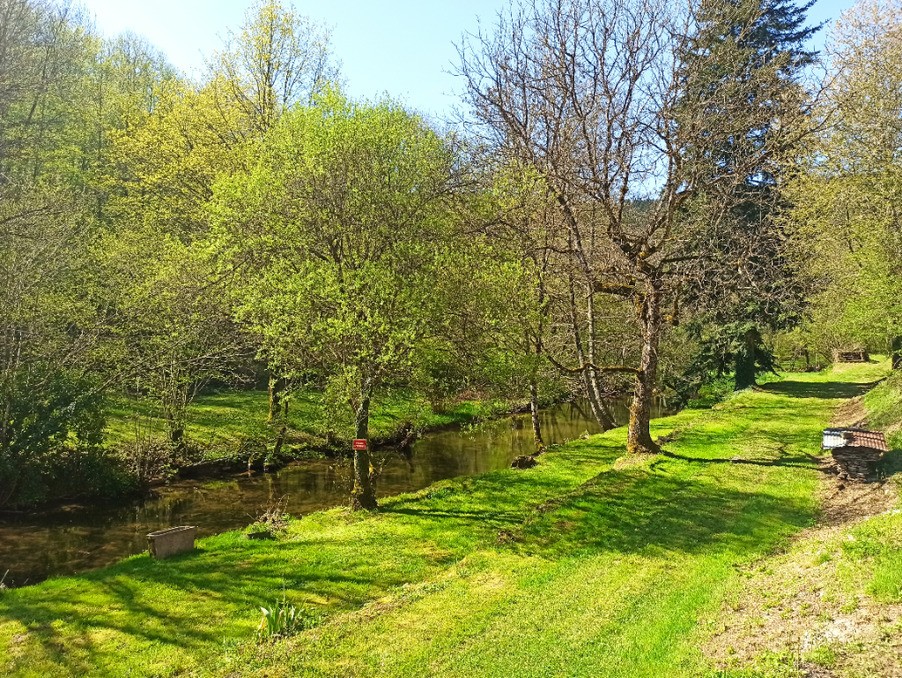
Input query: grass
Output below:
<box><xmin>708</xmin><ymin>360</ymin><xmax>902</xmax><ymax>677</ymax></box>
<box><xmin>864</xmin><ymin>368</ymin><xmax>902</xmax><ymax>450</ymax></box>
<box><xmin>0</xmin><ymin>362</ymin><xmax>890</xmax><ymax>677</ymax></box>
<box><xmin>104</xmin><ymin>388</ymin><xmax>507</xmax><ymax>459</ymax></box>
<box><xmin>709</xmin><ymin>496</ymin><xmax>902</xmax><ymax>678</ymax></box>
<box><xmin>845</xmin><ymin>512</ymin><xmax>902</xmax><ymax>603</ymax></box>
<box><xmin>856</xmin><ymin>369</ymin><xmax>902</xmax><ymax>606</ymax></box>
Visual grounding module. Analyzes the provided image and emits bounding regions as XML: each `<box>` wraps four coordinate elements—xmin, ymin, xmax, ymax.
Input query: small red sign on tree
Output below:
<box><xmin>352</xmin><ymin>439</ymin><xmax>368</xmax><ymax>451</ymax></box>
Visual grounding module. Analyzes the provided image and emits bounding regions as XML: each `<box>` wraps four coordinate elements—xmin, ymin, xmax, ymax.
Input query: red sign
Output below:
<box><xmin>352</xmin><ymin>439</ymin><xmax>368</xmax><ymax>451</ymax></box>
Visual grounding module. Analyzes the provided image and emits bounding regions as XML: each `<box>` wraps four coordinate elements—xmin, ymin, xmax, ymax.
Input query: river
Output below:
<box><xmin>0</xmin><ymin>398</ymin><xmax>659</xmax><ymax>587</ymax></box>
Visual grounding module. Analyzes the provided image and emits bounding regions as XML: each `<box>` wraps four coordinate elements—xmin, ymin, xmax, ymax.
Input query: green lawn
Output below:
<box><xmin>0</xmin><ymin>361</ymin><xmax>890</xmax><ymax>677</ymax></box>
<box><xmin>104</xmin><ymin>388</ymin><xmax>506</xmax><ymax>458</ymax></box>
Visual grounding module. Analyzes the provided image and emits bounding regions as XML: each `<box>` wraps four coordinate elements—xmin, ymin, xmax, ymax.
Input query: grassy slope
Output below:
<box><xmin>104</xmin><ymin>389</ymin><xmax>500</xmax><ymax>457</ymax></box>
<box><xmin>710</xmin><ymin>505</ymin><xmax>902</xmax><ymax>678</ymax></box>
<box><xmin>710</xmin><ymin>366</ymin><xmax>902</xmax><ymax>677</ymax></box>
<box><xmin>860</xmin><ymin>371</ymin><xmax>902</xmax><ymax>615</ymax></box>
<box><xmin>864</xmin><ymin>370</ymin><xmax>902</xmax><ymax>450</ymax></box>
<box><xmin>0</xmin><ymin>363</ymin><xmax>886</xmax><ymax>677</ymax></box>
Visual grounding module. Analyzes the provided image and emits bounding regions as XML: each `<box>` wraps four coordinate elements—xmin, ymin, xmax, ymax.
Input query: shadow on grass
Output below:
<box><xmin>0</xmin><ymin>530</ymin><xmax>458</xmax><ymax>674</ymax></box>
<box><xmin>513</xmin><ymin>468</ymin><xmax>814</xmax><ymax>559</ymax></box>
<box><xmin>656</xmin><ymin>449</ymin><xmax>821</xmax><ymax>470</ymax></box>
<box><xmin>758</xmin><ymin>380</ymin><xmax>881</xmax><ymax>400</ymax></box>
<box><xmin>879</xmin><ymin>449</ymin><xmax>902</xmax><ymax>480</ymax></box>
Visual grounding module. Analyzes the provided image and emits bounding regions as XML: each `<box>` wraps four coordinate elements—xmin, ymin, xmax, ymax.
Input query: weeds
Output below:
<box><xmin>245</xmin><ymin>496</ymin><xmax>292</xmax><ymax>540</ymax></box>
<box><xmin>255</xmin><ymin>599</ymin><xmax>321</xmax><ymax>642</ymax></box>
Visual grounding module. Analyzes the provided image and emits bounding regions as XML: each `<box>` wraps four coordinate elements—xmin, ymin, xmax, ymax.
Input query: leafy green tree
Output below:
<box><xmin>78</xmin><ymin>33</ymin><xmax>176</xmax><ymax>220</ymax></box>
<box><xmin>0</xmin><ymin>184</ymin><xmax>110</xmax><ymax>506</ymax></box>
<box><xmin>787</xmin><ymin>0</ymin><xmax>902</xmax><ymax>362</ymax></box>
<box><xmin>211</xmin><ymin>0</ymin><xmax>337</xmax><ymax>137</ymax></box>
<box><xmin>0</xmin><ymin>0</ymin><xmax>116</xmax><ymax>505</ymax></box>
<box><xmin>95</xmin><ymin>225</ymin><xmax>247</xmax><ymax>448</ymax></box>
<box><xmin>0</xmin><ymin>0</ymin><xmax>96</xmax><ymax>182</ymax></box>
<box><xmin>209</xmin><ymin>0</ymin><xmax>339</xmax><ymax>413</ymax></box>
<box><xmin>213</xmin><ymin>90</ymin><xmax>461</xmax><ymax>509</ymax></box>
<box><xmin>103</xmin><ymin>79</ymin><xmax>244</xmax><ymax>238</ymax></box>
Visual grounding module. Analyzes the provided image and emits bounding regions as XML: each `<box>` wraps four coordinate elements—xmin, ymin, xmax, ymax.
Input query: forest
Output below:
<box><xmin>2</xmin><ymin>0</ymin><xmax>899</xmax><ymax>509</ymax></box>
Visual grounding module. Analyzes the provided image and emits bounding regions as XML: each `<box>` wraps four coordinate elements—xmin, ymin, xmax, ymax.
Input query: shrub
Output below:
<box><xmin>0</xmin><ymin>370</ymin><xmax>132</xmax><ymax>507</ymax></box>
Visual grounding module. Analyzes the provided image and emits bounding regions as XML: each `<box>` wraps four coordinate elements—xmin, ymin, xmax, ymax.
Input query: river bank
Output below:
<box><xmin>0</xmin><ymin>399</ymin><xmax>618</xmax><ymax>587</ymax></box>
<box><xmin>0</xmin><ymin>388</ymin><xmax>527</xmax><ymax>513</ymax></box>
<box><xmin>0</xmin><ymin>362</ymin><xmax>893</xmax><ymax>676</ymax></box>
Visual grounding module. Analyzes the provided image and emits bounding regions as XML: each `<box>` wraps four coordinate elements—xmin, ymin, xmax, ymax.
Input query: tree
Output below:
<box><xmin>458</xmin><ymin>0</ymin><xmax>812</xmax><ymax>452</ymax></box>
<box><xmin>211</xmin><ymin>0</ymin><xmax>337</xmax><ymax>137</ymax></box>
<box><xmin>786</xmin><ymin>0</ymin><xmax>902</xmax><ymax>362</ymax></box>
<box><xmin>677</xmin><ymin>0</ymin><xmax>820</xmax><ymax>389</ymax></box>
<box><xmin>95</xmin><ymin>225</ymin><xmax>248</xmax><ymax>448</ymax></box>
<box><xmin>103</xmin><ymin>79</ymin><xmax>244</xmax><ymax>237</ymax></box>
<box><xmin>213</xmin><ymin>90</ymin><xmax>461</xmax><ymax>509</ymax></box>
<box><xmin>78</xmin><ymin>33</ymin><xmax>176</xmax><ymax>220</ymax></box>
<box><xmin>209</xmin><ymin>0</ymin><xmax>339</xmax><ymax>416</ymax></box>
<box><xmin>0</xmin><ymin>181</ymin><xmax>110</xmax><ymax>506</ymax></box>
<box><xmin>0</xmin><ymin>0</ymin><xmax>95</xmax><ymax>182</ymax></box>
<box><xmin>0</xmin><ymin>0</ymin><xmax>115</xmax><ymax>506</ymax></box>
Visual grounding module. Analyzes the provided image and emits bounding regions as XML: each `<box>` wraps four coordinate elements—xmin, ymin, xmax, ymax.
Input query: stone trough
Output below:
<box><xmin>147</xmin><ymin>525</ymin><xmax>197</xmax><ymax>559</ymax></box>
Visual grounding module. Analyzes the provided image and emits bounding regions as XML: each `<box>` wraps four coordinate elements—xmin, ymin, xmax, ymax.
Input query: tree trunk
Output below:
<box><xmin>585</xmin><ymin>289</ymin><xmax>616</xmax><ymax>430</ymax></box>
<box><xmin>584</xmin><ymin>371</ymin><xmax>616</xmax><ymax>430</ymax></box>
<box><xmin>165</xmin><ymin>403</ymin><xmax>186</xmax><ymax>452</ymax></box>
<box><xmin>267</xmin><ymin>426</ymin><xmax>287</xmax><ymax>472</ymax></box>
<box><xmin>892</xmin><ymin>336</ymin><xmax>902</xmax><ymax>370</ymax></box>
<box><xmin>268</xmin><ymin>375</ymin><xmax>286</xmax><ymax>422</ymax></box>
<box><xmin>350</xmin><ymin>397</ymin><xmax>377</xmax><ymax>511</ymax></box>
<box><xmin>169</xmin><ymin>427</ymin><xmax>184</xmax><ymax>446</ymax></box>
<box><xmin>567</xmin><ymin>273</ymin><xmax>615</xmax><ymax>431</ymax></box>
<box><xmin>529</xmin><ymin>380</ymin><xmax>544</xmax><ymax>452</ymax></box>
<box><xmin>627</xmin><ymin>282</ymin><xmax>662</xmax><ymax>455</ymax></box>
<box><xmin>734</xmin><ymin>327</ymin><xmax>760</xmax><ymax>390</ymax></box>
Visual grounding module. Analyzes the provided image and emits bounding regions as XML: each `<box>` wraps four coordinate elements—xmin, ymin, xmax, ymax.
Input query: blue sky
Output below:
<box><xmin>78</xmin><ymin>0</ymin><xmax>857</xmax><ymax>119</ymax></box>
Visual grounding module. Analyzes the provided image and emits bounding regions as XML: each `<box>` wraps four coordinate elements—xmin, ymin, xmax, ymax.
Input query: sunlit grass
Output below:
<box><xmin>0</xmin><ymin>363</ymin><xmax>890</xmax><ymax>677</ymax></box>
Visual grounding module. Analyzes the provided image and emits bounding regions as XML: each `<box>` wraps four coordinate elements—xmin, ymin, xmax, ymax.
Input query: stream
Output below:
<box><xmin>0</xmin><ymin>398</ymin><xmax>662</xmax><ymax>587</ymax></box>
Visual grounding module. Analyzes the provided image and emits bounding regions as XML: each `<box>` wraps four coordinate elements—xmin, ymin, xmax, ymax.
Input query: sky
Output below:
<box><xmin>77</xmin><ymin>0</ymin><xmax>859</xmax><ymax>120</ymax></box>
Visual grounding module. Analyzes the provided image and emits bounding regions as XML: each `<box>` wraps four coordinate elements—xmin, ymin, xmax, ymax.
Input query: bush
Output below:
<box><xmin>0</xmin><ymin>370</ymin><xmax>120</xmax><ymax>507</ymax></box>
<box><xmin>245</xmin><ymin>498</ymin><xmax>292</xmax><ymax>540</ymax></box>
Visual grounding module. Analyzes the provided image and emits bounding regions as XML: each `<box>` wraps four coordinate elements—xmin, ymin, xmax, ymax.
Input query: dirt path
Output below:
<box><xmin>707</xmin><ymin>395</ymin><xmax>902</xmax><ymax>677</ymax></box>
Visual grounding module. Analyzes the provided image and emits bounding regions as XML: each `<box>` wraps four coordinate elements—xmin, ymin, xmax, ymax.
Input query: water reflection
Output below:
<box><xmin>0</xmin><ymin>399</ymin><xmax>653</xmax><ymax>587</ymax></box>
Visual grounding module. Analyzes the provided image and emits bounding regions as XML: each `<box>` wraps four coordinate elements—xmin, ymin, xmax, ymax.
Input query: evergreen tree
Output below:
<box><xmin>678</xmin><ymin>0</ymin><xmax>821</xmax><ymax>389</ymax></box>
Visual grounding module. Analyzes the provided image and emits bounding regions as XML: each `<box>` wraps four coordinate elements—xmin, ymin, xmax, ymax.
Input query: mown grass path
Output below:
<box><xmin>0</xmin><ymin>363</ymin><xmax>887</xmax><ymax>677</ymax></box>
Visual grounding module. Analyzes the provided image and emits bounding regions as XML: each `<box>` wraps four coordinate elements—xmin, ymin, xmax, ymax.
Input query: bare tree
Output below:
<box><xmin>459</xmin><ymin>0</ymin><xmax>812</xmax><ymax>452</ymax></box>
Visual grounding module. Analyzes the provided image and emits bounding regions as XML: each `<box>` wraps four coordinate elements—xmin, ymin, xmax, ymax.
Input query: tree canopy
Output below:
<box><xmin>4</xmin><ymin>0</ymin><xmax>898</xmax><ymax>512</ymax></box>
